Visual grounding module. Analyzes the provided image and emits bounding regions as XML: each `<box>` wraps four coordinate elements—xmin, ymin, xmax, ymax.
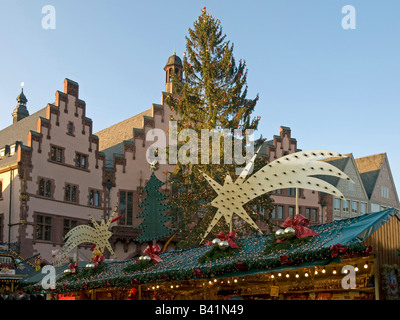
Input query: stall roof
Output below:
<box><xmin>21</xmin><ymin>208</ymin><xmax>399</xmax><ymax>292</ymax></box>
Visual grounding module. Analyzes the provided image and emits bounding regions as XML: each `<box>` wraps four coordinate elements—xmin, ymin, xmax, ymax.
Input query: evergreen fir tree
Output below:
<box><xmin>165</xmin><ymin>7</ymin><xmax>274</xmax><ymax>249</ymax></box>
<box><xmin>135</xmin><ymin>172</ymin><xmax>173</xmax><ymax>242</ymax></box>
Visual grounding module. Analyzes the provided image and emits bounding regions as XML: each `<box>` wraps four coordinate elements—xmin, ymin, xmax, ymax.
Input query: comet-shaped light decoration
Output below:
<box><xmin>200</xmin><ymin>149</ymin><xmax>353</xmax><ymax>242</ymax></box>
<box><xmin>62</xmin><ymin>204</ymin><xmax>120</xmax><ymax>259</ymax></box>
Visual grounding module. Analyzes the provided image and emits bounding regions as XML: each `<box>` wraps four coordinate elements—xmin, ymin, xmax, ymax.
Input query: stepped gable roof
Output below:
<box><xmin>0</xmin><ymin>107</ymin><xmax>47</xmax><ymax>148</ymax></box>
<box><xmin>21</xmin><ymin>208</ymin><xmax>398</xmax><ymax>292</ymax></box>
<box><xmin>95</xmin><ymin>108</ymin><xmax>153</xmax><ymax>162</ymax></box>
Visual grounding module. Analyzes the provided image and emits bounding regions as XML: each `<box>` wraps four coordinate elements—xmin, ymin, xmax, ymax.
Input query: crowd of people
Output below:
<box><xmin>0</xmin><ymin>289</ymin><xmax>45</xmax><ymax>300</ymax></box>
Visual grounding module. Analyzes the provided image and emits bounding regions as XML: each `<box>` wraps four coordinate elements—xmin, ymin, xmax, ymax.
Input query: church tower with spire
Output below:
<box><xmin>12</xmin><ymin>87</ymin><xmax>29</xmax><ymax>123</ymax></box>
<box><xmin>164</xmin><ymin>52</ymin><xmax>183</xmax><ymax>94</ymax></box>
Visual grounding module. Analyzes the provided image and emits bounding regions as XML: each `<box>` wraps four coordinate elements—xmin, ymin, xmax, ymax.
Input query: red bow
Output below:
<box><xmin>279</xmin><ymin>214</ymin><xmax>318</xmax><ymax>241</ymax></box>
<box><xmin>143</xmin><ymin>244</ymin><xmax>162</xmax><ymax>263</ymax></box>
<box><xmin>92</xmin><ymin>254</ymin><xmax>105</xmax><ymax>267</ymax></box>
<box><xmin>330</xmin><ymin>244</ymin><xmax>348</xmax><ymax>257</ymax></box>
<box><xmin>235</xmin><ymin>262</ymin><xmax>249</xmax><ymax>271</ymax></box>
<box><xmin>68</xmin><ymin>262</ymin><xmax>78</xmax><ymax>274</ymax></box>
<box><xmin>217</xmin><ymin>231</ymin><xmax>239</xmax><ymax>249</ymax></box>
<box><xmin>279</xmin><ymin>254</ymin><xmax>292</xmax><ymax>265</ymax></box>
<box><xmin>194</xmin><ymin>269</ymin><xmax>204</xmax><ymax>278</ymax></box>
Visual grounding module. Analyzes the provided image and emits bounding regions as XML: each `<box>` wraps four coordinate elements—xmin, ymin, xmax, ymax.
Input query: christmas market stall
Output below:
<box><xmin>0</xmin><ymin>247</ymin><xmax>36</xmax><ymax>297</ymax></box>
<box><xmin>20</xmin><ymin>208</ymin><xmax>400</xmax><ymax>300</ymax></box>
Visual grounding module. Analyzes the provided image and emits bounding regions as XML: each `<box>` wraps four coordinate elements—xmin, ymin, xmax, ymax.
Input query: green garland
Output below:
<box><xmin>263</xmin><ymin>234</ymin><xmax>313</xmax><ymax>255</ymax></box>
<box><xmin>58</xmin><ymin>263</ymin><xmax>107</xmax><ymax>282</ymax></box>
<box><xmin>19</xmin><ymin>242</ymin><xmax>371</xmax><ymax>294</ymax></box>
<box><xmin>123</xmin><ymin>260</ymin><xmax>154</xmax><ymax>273</ymax></box>
<box><xmin>198</xmin><ymin>245</ymin><xmax>240</xmax><ymax>263</ymax></box>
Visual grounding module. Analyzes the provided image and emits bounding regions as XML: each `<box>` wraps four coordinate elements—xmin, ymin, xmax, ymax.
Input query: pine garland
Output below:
<box><xmin>198</xmin><ymin>245</ymin><xmax>240</xmax><ymax>263</ymax></box>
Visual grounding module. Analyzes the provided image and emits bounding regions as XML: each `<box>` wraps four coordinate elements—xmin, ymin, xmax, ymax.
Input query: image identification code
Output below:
<box><xmin>199</xmin><ymin>304</ymin><xmax>244</xmax><ymax>315</ymax></box>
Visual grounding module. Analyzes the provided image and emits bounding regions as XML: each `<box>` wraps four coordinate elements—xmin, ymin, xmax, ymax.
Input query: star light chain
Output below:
<box><xmin>200</xmin><ymin>149</ymin><xmax>353</xmax><ymax>243</ymax></box>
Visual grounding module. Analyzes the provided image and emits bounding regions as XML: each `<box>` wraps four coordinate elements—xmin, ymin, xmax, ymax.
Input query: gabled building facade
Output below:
<box><xmin>0</xmin><ymin>54</ymin><xmax>183</xmax><ymax>263</ymax></box>
<box><xmin>355</xmin><ymin>153</ymin><xmax>399</xmax><ymax>212</ymax></box>
<box><xmin>0</xmin><ymin>79</ymin><xmax>106</xmax><ymax>263</ymax></box>
<box><xmin>318</xmin><ymin>154</ymin><xmax>370</xmax><ymax>221</ymax></box>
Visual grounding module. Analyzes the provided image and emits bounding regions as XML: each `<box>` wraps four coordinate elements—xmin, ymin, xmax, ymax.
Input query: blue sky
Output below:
<box><xmin>0</xmin><ymin>0</ymin><xmax>399</xmax><ymax>190</ymax></box>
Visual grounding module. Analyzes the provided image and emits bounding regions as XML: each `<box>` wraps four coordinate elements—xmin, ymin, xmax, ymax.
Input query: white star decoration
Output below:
<box><xmin>200</xmin><ymin>149</ymin><xmax>353</xmax><ymax>242</ymax></box>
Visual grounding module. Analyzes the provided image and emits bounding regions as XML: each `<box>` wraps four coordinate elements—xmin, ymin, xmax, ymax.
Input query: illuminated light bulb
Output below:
<box><xmin>343</xmin><ymin>269</ymin><xmax>348</xmax><ymax>274</ymax></box>
<box><xmin>305</xmin><ymin>272</ymin><xmax>309</xmax><ymax>277</ymax></box>
<box><xmin>333</xmin><ymin>268</ymin><xmax>337</xmax><ymax>275</ymax></box>
<box><xmin>214</xmin><ymin>279</ymin><xmax>217</xmax><ymax>282</ymax></box>
<box><xmin>152</xmin><ymin>286</ymin><xmax>155</xmax><ymax>290</ymax></box>
<box><xmin>322</xmin><ymin>267</ymin><xmax>326</xmax><ymax>274</ymax></box>
<box><xmin>355</xmin><ymin>265</ymin><xmax>359</xmax><ymax>272</ymax></box>
<box><xmin>278</xmin><ymin>272</ymin><xmax>282</xmax><ymax>277</ymax></box>
<box><xmin>156</xmin><ymin>285</ymin><xmax>160</xmax><ymax>289</ymax></box>
<box><xmin>170</xmin><ymin>285</ymin><xmax>174</xmax><ymax>289</ymax></box>
<box><xmin>314</xmin><ymin>270</ymin><xmax>318</xmax><ymax>275</ymax></box>
<box><xmin>208</xmin><ymin>281</ymin><xmax>212</xmax><ymax>285</ymax></box>
<box><xmin>234</xmin><ymin>279</ymin><xmax>238</xmax><ymax>283</ymax></box>
<box><xmin>295</xmin><ymin>272</ymin><xmax>299</xmax><ymax>278</ymax></box>
<box><xmin>364</xmin><ymin>262</ymin><xmax>368</xmax><ymax>269</ymax></box>
<box><xmin>286</xmin><ymin>272</ymin><xmax>290</xmax><ymax>278</ymax></box>
<box><xmin>271</xmin><ymin>274</ymin><xmax>275</xmax><ymax>279</ymax></box>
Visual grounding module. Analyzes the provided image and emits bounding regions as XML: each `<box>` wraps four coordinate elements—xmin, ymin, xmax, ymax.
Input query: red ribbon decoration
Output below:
<box><xmin>278</xmin><ymin>214</ymin><xmax>318</xmax><ymax>242</ymax></box>
<box><xmin>235</xmin><ymin>262</ymin><xmax>249</xmax><ymax>271</ymax></box>
<box><xmin>194</xmin><ymin>269</ymin><xmax>204</xmax><ymax>278</ymax></box>
<box><xmin>330</xmin><ymin>243</ymin><xmax>348</xmax><ymax>258</ymax></box>
<box><xmin>143</xmin><ymin>244</ymin><xmax>162</xmax><ymax>263</ymax></box>
<box><xmin>278</xmin><ymin>254</ymin><xmax>292</xmax><ymax>265</ymax></box>
<box><xmin>111</xmin><ymin>215</ymin><xmax>123</xmax><ymax>223</ymax></box>
<box><xmin>92</xmin><ymin>254</ymin><xmax>105</xmax><ymax>267</ymax></box>
<box><xmin>217</xmin><ymin>231</ymin><xmax>239</xmax><ymax>249</ymax></box>
<box><xmin>68</xmin><ymin>262</ymin><xmax>78</xmax><ymax>274</ymax></box>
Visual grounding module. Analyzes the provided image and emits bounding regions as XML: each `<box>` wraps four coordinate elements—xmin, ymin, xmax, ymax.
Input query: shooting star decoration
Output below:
<box><xmin>200</xmin><ymin>149</ymin><xmax>353</xmax><ymax>243</ymax></box>
<box><xmin>62</xmin><ymin>204</ymin><xmax>122</xmax><ymax>259</ymax></box>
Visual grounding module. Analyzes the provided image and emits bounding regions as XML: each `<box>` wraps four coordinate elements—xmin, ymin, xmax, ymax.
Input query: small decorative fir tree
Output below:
<box><xmin>135</xmin><ymin>172</ymin><xmax>173</xmax><ymax>242</ymax></box>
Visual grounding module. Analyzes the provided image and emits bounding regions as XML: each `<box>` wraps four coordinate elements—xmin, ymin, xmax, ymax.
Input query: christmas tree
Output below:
<box><xmin>166</xmin><ymin>7</ymin><xmax>274</xmax><ymax>249</ymax></box>
<box><xmin>135</xmin><ymin>171</ymin><xmax>173</xmax><ymax>242</ymax></box>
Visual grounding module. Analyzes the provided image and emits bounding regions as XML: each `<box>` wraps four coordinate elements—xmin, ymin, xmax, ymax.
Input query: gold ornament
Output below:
<box><xmin>284</xmin><ymin>227</ymin><xmax>296</xmax><ymax>239</ymax></box>
<box><xmin>218</xmin><ymin>241</ymin><xmax>229</xmax><ymax>250</ymax></box>
<box><xmin>275</xmin><ymin>229</ymin><xmax>285</xmax><ymax>240</ymax></box>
